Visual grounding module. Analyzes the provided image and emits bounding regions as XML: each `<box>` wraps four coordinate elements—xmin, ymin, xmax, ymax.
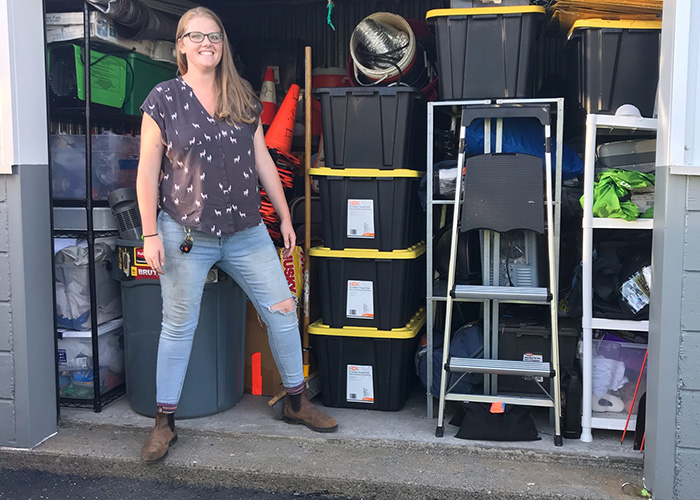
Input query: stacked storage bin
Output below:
<box><xmin>309</xmin><ymin>86</ymin><xmax>427</xmax><ymax>411</ymax></box>
<box><xmin>426</xmin><ymin>6</ymin><xmax>547</xmax><ymax>100</ymax></box>
<box><xmin>565</xmin><ymin>19</ymin><xmax>662</xmax><ymax>122</ymax></box>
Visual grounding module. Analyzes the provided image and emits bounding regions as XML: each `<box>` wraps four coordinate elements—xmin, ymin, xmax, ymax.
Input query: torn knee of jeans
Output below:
<box><xmin>269</xmin><ymin>298</ymin><xmax>296</xmax><ymax>315</ymax></box>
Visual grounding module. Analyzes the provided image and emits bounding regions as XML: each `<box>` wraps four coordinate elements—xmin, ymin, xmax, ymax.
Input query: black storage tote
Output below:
<box><xmin>309</xmin><ymin>243</ymin><xmax>426</xmax><ymax>330</ymax></box>
<box><xmin>313</xmin><ymin>87</ymin><xmax>426</xmax><ymax>169</ymax></box>
<box><xmin>426</xmin><ymin>6</ymin><xmax>545</xmax><ymax>99</ymax></box>
<box><xmin>566</xmin><ymin>19</ymin><xmax>661</xmax><ymax>118</ymax></box>
<box><xmin>309</xmin><ymin>310</ymin><xmax>425</xmax><ymax>411</ymax></box>
<box><xmin>311</xmin><ymin>167</ymin><xmax>424</xmax><ymax>251</ymax></box>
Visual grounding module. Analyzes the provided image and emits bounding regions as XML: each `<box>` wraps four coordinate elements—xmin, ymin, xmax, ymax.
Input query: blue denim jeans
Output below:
<box><xmin>155</xmin><ymin>211</ymin><xmax>303</xmax><ymax>407</ymax></box>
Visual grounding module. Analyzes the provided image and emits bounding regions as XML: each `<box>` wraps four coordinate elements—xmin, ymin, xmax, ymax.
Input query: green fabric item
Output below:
<box><xmin>641</xmin><ymin>206</ymin><xmax>654</xmax><ymax>218</ymax></box>
<box><xmin>580</xmin><ymin>169</ymin><xmax>655</xmax><ymax>221</ymax></box>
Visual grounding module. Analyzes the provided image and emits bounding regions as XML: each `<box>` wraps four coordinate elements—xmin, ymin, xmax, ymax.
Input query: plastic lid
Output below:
<box><xmin>426</xmin><ymin>6</ymin><xmax>546</xmax><ymax>20</ymax></box>
<box><xmin>58</xmin><ymin>318</ymin><xmax>124</xmax><ymax>339</ymax></box>
<box><xmin>308</xmin><ymin>241</ymin><xmax>426</xmax><ymax>259</ymax></box>
<box><xmin>567</xmin><ymin>18</ymin><xmax>662</xmax><ymax>39</ymax></box>
<box><xmin>308</xmin><ymin>309</ymin><xmax>426</xmax><ymax>339</ymax></box>
<box><xmin>312</xmin><ymin>86</ymin><xmax>423</xmax><ymax>96</ymax></box>
<box><xmin>309</xmin><ymin>167</ymin><xmax>424</xmax><ymax>178</ymax></box>
<box><xmin>116</xmin><ymin>238</ymin><xmax>143</xmax><ymax>247</ymax></box>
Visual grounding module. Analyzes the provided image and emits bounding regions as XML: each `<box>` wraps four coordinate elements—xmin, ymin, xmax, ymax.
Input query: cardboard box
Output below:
<box><xmin>243</xmin><ymin>247</ymin><xmax>318</xmax><ymax>397</ymax></box>
<box><xmin>244</xmin><ymin>302</ymin><xmax>284</xmax><ymax>397</ymax></box>
<box><xmin>45</xmin><ymin>11</ymin><xmax>154</xmax><ymax>58</ymax></box>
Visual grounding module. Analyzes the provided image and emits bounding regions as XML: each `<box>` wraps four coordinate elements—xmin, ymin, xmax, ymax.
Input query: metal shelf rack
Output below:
<box><xmin>49</xmin><ymin>1</ymin><xmax>126</xmax><ymax>411</ymax></box>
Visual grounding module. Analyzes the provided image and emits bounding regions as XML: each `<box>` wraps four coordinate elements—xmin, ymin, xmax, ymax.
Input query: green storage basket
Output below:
<box><xmin>48</xmin><ymin>44</ymin><xmax>127</xmax><ymax>109</ymax></box>
<box><xmin>123</xmin><ymin>52</ymin><xmax>178</xmax><ymax>116</ymax></box>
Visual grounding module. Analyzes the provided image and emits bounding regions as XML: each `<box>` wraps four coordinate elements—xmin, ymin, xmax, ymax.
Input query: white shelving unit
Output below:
<box><xmin>580</xmin><ymin>113</ymin><xmax>657</xmax><ymax>442</ymax></box>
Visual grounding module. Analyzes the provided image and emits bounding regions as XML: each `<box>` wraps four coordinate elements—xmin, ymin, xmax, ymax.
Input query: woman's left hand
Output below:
<box><xmin>280</xmin><ymin>219</ymin><xmax>296</xmax><ymax>259</ymax></box>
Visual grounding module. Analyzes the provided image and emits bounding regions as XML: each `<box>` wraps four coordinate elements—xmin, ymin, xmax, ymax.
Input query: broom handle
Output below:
<box><xmin>621</xmin><ymin>348</ymin><xmax>648</xmax><ymax>443</ymax></box>
<box><xmin>302</xmin><ymin>46</ymin><xmax>312</xmax><ymax>376</ymax></box>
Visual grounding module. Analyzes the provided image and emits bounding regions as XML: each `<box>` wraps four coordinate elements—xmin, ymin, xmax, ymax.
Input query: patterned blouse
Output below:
<box><xmin>141</xmin><ymin>77</ymin><xmax>262</xmax><ymax>237</ymax></box>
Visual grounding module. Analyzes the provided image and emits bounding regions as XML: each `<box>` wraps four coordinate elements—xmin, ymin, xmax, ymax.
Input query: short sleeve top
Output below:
<box><xmin>140</xmin><ymin>77</ymin><xmax>262</xmax><ymax>237</ymax></box>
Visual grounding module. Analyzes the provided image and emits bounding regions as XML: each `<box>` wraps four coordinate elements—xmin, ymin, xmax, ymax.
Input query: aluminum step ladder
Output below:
<box><xmin>435</xmin><ymin>104</ymin><xmax>563</xmax><ymax>446</ymax></box>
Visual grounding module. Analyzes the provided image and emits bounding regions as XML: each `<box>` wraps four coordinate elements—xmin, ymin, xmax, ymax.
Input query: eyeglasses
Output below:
<box><xmin>180</xmin><ymin>31</ymin><xmax>224</xmax><ymax>44</ymax></box>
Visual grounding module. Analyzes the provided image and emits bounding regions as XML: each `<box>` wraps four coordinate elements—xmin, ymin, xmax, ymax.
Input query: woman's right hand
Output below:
<box><xmin>143</xmin><ymin>236</ymin><xmax>165</xmax><ymax>275</ymax></box>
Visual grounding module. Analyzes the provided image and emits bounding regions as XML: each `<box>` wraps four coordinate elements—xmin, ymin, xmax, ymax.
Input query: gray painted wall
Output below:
<box><xmin>0</xmin><ymin>175</ymin><xmax>15</xmax><ymax>444</ymax></box>
<box><xmin>5</xmin><ymin>164</ymin><xmax>56</xmax><ymax>448</ymax></box>
<box><xmin>646</xmin><ymin>1</ymin><xmax>700</xmax><ymax>498</ymax></box>
<box><xmin>0</xmin><ymin>0</ymin><xmax>56</xmax><ymax>448</ymax></box>
<box><xmin>676</xmin><ymin>178</ymin><xmax>700</xmax><ymax>498</ymax></box>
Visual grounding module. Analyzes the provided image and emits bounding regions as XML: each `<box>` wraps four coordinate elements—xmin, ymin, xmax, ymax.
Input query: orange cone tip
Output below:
<box><xmin>265</xmin><ymin>83</ymin><xmax>300</xmax><ymax>155</ymax></box>
<box><xmin>259</xmin><ymin>66</ymin><xmax>277</xmax><ymax>127</ymax></box>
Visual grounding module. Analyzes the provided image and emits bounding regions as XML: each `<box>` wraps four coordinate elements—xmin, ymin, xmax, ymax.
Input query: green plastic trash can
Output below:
<box><xmin>115</xmin><ymin>239</ymin><xmax>246</xmax><ymax>418</ymax></box>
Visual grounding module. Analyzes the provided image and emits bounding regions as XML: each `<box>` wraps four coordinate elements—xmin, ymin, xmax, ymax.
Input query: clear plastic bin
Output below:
<box><xmin>57</xmin><ymin>318</ymin><xmax>125</xmax><ymax>399</ymax></box>
<box><xmin>50</xmin><ymin>133</ymin><xmax>140</xmax><ymax>200</ymax></box>
<box><xmin>592</xmin><ymin>338</ymin><xmax>647</xmax><ymax>416</ymax></box>
<box><xmin>54</xmin><ymin>242</ymin><xmax>122</xmax><ymax>331</ymax></box>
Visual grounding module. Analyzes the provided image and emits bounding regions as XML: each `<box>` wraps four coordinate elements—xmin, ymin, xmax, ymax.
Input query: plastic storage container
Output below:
<box><xmin>591</xmin><ymin>337</ymin><xmax>647</xmax><ymax>416</ymax></box>
<box><xmin>309</xmin><ymin>243</ymin><xmax>426</xmax><ymax>330</ymax></box>
<box><xmin>313</xmin><ymin>87</ymin><xmax>426</xmax><ymax>169</ymax></box>
<box><xmin>48</xmin><ymin>44</ymin><xmax>127</xmax><ymax>108</ymax></box>
<box><xmin>566</xmin><ymin>19</ymin><xmax>661</xmax><ymax>118</ymax></box>
<box><xmin>122</xmin><ymin>51</ymin><xmax>177</xmax><ymax>116</ymax></box>
<box><xmin>50</xmin><ymin>133</ymin><xmax>140</xmax><ymax>200</ymax></box>
<box><xmin>54</xmin><ymin>242</ymin><xmax>122</xmax><ymax>331</ymax></box>
<box><xmin>57</xmin><ymin>318</ymin><xmax>125</xmax><ymax>399</ymax></box>
<box><xmin>309</xmin><ymin>309</ymin><xmax>426</xmax><ymax>411</ymax></box>
<box><xmin>115</xmin><ymin>240</ymin><xmax>247</xmax><ymax>418</ymax></box>
<box><xmin>498</xmin><ymin>321</ymin><xmax>580</xmax><ymax>394</ymax></box>
<box><xmin>597</xmin><ymin>138</ymin><xmax>656</xmax><ymax>175</ymax></box>
<box><xmin>426</xmin><ymin>6</ymin><xmax>545</xmax><ymax>99</ymax></box>
<box><xmin>45</xmin><ymin>11</ymin><xmax>154</xmax><ymax>57</ymax></box>
<box><xmin>310</xmin><ymin>167</ymin><xmax>424</xmax><ymax>251</ymax></box>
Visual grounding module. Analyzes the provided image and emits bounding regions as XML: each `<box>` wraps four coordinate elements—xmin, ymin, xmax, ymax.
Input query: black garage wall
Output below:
<box><xmin>220</xmin><ymin>0</ymin><xmax>447</xmax><ymax>68</ymax></box>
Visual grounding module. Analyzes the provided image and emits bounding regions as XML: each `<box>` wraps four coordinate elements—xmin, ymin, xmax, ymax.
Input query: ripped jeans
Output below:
<box><xmin>155</xmin><ymin>211</ymin><xmax>303</xmax><ymax>407</ymax></box>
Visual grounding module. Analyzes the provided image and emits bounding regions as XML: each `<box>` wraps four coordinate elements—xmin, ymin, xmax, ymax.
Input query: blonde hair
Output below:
<box><xmin>176</xmin><ymin>7</ymin><xmax>260</xmax><ymax>125</ymax></box>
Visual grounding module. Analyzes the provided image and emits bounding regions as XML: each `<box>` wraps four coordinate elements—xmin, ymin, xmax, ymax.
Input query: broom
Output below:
<box><xmin>269</xmin><ymin>46</ymin><xmax>322</xmax><ymax>418</ymax></box>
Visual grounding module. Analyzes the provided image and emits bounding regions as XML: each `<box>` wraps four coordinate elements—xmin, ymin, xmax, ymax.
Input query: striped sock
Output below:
<box><xmin>285</xmin><ymin>382</ymin><xmax>306</xmax><ymax>396</ymax></box>
<box><xmin>158</xmin><ymin>403</ymin><xmax>178</xmax><ymax>414</ymax></box>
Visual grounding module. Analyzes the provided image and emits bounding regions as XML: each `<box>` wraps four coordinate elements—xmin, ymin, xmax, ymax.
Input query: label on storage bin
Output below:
<box><xmin>347</xmin><ymin>365</ymin><xmax>374</xmax><ymax>403</ymax></box>
<box><xmin>346</xmin><ymin>280</ymin><xmax>374</xmax><ymax>319</ymax></box>
<box><xmin>117</xmin><ymin>246</ymin><xmax>160</xmax><ymax>280</ymax></box>
<box><xmin>523</xmin><ymin>352</ymin><xmax>544</xmax><ymax>383</ymax></box>
<box><xmin>347</xmin><ymin>199</ymin><xmax>375</xmax><ymax>239</ymax></box>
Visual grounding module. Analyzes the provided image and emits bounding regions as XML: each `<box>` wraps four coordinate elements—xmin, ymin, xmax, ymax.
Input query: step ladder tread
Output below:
<box><xmin>452</xmin><ymin>285</ymin><xmax>551</xmax><ymax>303</ymax></box>
<box><xmin>448</xmin><ymin>357</ymin><xmax>553</xmax><ymax>377</ymax></box>
<box><xmin>444</xmin><ymin>393</ymin><xmax>555</xmax><ymax>407</ymax></box>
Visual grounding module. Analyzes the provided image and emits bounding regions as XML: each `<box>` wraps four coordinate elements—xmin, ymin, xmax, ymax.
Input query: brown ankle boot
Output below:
<box><xmin>140</xmin><ymin>407</ymin><xmax>178</xmax><ymax>463</ymax></box>
<box><xmin>283</xmin><ymin>389</ymin><xmax>338</xmax><ymax>433</ymax></box>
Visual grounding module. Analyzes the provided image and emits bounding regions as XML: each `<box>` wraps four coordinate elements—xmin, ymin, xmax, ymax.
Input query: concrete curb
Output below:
<box><xmin>0</xmin><ymin>422</ymin><xmax>644</xmax><ymax>500</ymax></box>
<box><xmin>59</xmin><ymin>418</ymin><xmax>646</xmax><ymax>471</ymax></box>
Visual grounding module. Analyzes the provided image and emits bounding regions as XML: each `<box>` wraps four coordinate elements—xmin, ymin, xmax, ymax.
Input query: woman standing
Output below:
<box><xmin>136</xmin><ymin>6</ymin><xmax>337</xmax><ymax>464</ymax></box>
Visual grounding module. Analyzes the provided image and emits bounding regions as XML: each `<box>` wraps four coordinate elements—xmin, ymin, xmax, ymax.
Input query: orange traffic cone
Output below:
<box><xmin>259</xmin><ymin>67</ymin><xmax>277</xmax><ymax>129</ymax></box>
<box><xmin>265</xmin><ymin>83</ymin><xmax>300</xmax><ymax>155</ymax></box>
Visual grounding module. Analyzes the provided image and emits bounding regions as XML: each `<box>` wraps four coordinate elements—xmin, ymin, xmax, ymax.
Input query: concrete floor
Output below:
<box><xmin>59</xmin><ymin>385</ymin><xmax>643</xmax><ymax>462</ymax></box>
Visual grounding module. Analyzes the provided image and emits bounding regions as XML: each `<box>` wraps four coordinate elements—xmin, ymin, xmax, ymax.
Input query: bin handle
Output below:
<box><xmin>460</xmin><ymin>103</ymin><xmax>551</xmax><ymax>127</ymax></box>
